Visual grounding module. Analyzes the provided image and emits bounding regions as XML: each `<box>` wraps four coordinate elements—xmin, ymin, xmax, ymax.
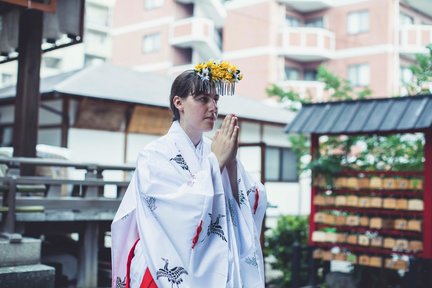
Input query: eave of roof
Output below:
<box><xmin>0</xmin><ymin>63</ymin><xmax>294</xmax><ymax>125</ymax></box>
<box><xmin>285</xmin><ymin>94</ymin><xmax>432</xmax><ymax>135</ymax></box>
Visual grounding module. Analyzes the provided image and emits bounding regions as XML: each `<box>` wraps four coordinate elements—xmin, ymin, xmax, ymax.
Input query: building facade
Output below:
<box><xmin>110</xmin><ymin>0</ymin><xmax>432</xmax><ymax>101</ymax></box>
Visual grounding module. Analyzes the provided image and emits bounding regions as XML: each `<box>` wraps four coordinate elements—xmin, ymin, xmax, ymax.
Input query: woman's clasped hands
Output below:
<box><xmin>211</xmin><ymin>114</ymin><xmax>239</xmax><ymax>171</ymax></box>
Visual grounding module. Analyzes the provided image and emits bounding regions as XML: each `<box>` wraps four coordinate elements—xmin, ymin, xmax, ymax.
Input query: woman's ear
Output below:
<box><xmin>173</xmin><ymin>96</ymin><xmax>184</xmax><ymax>112</ymax></box>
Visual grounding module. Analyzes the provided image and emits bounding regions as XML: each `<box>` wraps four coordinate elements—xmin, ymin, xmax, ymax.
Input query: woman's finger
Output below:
<box><xmin>220</xmin><ymin>114</ymin><xmax>231</xmax><ymax>135</ymax></box>
<box><xmin>226</xmin><ymin>116</ymin><xmax>236</xmax><ymax>137</ymax></box>
<box><xmin>231</xmin><ymin>125</ymin><xmax>239</xmax><ymax>142</ymax></box>
<box><xmin>213</xmin><ymin>129</ymin><xmax>220</xmax><ymax>140</ymax></box>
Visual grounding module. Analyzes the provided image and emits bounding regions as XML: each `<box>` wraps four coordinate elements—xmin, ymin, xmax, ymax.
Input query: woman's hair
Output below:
<box><xmin>169</xmin><ymin>70</ymin><xmax>202</xmax><ymax>121</ymax></box>
<box><xmin>170</xmin><ymin>70</ymin><xmax>218</xmax><ymax>121</ymax></box>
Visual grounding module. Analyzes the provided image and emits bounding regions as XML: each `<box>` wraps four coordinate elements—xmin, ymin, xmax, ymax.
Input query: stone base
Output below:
<box><xmin>0</xmin><ymin>237</ymin><xmax>41</xmax><ymax>267</ymax></box>
<box><xmin>0</xmin><ymin>264</ymin><xmax>55</xmax><ymax>288</ymax></box>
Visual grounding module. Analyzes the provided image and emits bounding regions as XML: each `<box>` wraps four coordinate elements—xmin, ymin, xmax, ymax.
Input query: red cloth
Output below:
<box><xmin>125</xmin><ymin>239</ymin><xmax>157</xmax><ymax>288</ymax></box>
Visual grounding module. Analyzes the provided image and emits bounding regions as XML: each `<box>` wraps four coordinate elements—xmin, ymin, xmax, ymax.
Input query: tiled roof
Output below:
<box><xmin>0</xmin><ymin>63</ymin><xmax>294</xmax><ymax>125</ymax></box>
<box><xmin>285</xmin><ymin>94</ymin><xmax>432</xmax><ymax>135</ymax></box>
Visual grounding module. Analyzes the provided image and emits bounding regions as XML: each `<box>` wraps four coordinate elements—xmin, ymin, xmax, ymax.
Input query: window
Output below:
<box><xmin>400</xmin><ymin>66</ymin><xmax>413</xmax><ymax>84</ymax></box>
<box><xmin>400</xmin><ymin>13</ymin><xmax>414</xmax><ymax>25</ymax></box>
<box><xmin>86</xmin><ymin>4</ymin><xmax>110</xmax><ymax>26</ymax></box>
<box><xmin>347</xmin><ymin>11</ymin><xmax>369</xmax><ymax>34</ymax></box>
<box><xmin>84</xmin><ymin>55</ymin><xmax>105</xmax><ymax>66</ymax></box>
<box><xmin>348</xmin><ymin>64</ymin><xmax>370</xmax><ymax>86</ymax></box>
<box><xmin>285</xmin><ymin>67</ymin><xmax>300</xmax><ymax>80</ymax></box>
<box><xmin>265</xmin><ymin>147</ymin><xmax>298</xmax><ymax>182</ymax></box>
<box><xmin>86</xmin><ymin>30</ymin><xmax>108</xmax><ymax>46</ymax></box>
<box><xmin>43</xmin><ymin>57</ymin><xmax>61</xmax><ymax>69</ymax></box>
<box><xmin>304</xmin><ymin>69</ymin><xmax>318</xmax><ymax>81</ymax></box>
<box><xmin>1</xmin><ymin>73</ymin><xmax>13</xmax><ymax>85</ymax></box>
<box><xmin>0</xmin><ymin>126</ymin><xmax>13</xmax><ymax>147</ymax></box>
<box><xmin>144</xmin><ymin>0</ymin><xmax>164</xmax><ymax>9</ymax></box>
<box><xmin>286</xmin><ymin>15</ymin><xmax>301</xmax><ymax>27</ymax></box>
<box><xmin>305</xmin><ymin>17</ymin><xmax>324</xmax><ymax>28</ymax></box>
<box><xmin>214</xmin><ymin>28</ymin><xmax>223</xmax><ymax>50</ymax></box>
<box><xmin>173</xmin><ymin>47</ymin><xmax>192</xmax><ymax>66</ymax></box>
<box><xmin>142</xmin><ymin>33</ymin><xmax>161</xmax><ymax>53</ymax></box>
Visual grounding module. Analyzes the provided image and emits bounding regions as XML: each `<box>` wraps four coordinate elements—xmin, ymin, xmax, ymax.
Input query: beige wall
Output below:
<box><xmin>225</xmin><ymin>1</ymin><xmax>277</xmax><ymax>51</ymax></box>
<box><xmin>325</xmin><ymin>52</ymin><xmax>396</xmax><ymax>98</ymax></box>
<box><xmin>112</xmin><ymin>25</ymin><xmax>171</xmax><ymax>66</ymax></box>
<box><xmin>327</xmin><ymin>0</ymin><xmax>393</xmax><ymax>49</ymax></box>
<box><xmin>229</xmin><ymin>55</ymin><xmax>275</xmax><ymax>101</ymax></box>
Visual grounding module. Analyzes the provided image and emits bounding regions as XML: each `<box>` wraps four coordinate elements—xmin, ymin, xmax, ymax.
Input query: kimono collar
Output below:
<box><xmin>168</xmin><ymin>121</ymin><xmax>205</xmax><ymax>173</ymax></box>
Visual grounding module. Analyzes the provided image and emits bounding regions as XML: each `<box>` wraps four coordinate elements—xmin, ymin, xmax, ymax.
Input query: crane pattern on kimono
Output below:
<box><xmin>228</xmin><ymin>198</ymin><xmax>239</xmax><ymax>227</ymax></box>
<box><xmin>246</xmin><ymin>186</ymin><xmax>255</xmax><ymax>196</ymax></box>
<box><xmin>143</xmin><ymin>194</ymin><xmax>157</xmax><ymax>212</ymax></box>
<box><xmin>245</xmin><ymin>253</ymin><xmax>258</xmax><ymax>267</ymax></box>
<box><xmin>169</xmin><ymin>154</ymin><xmax>191</xmax><ymax>173</ymax></box>
<box><xmin>200</xmin><ymin>213</ymin><xmax>227</xmax><ymax>242</ymax></box>
<box><xmin>156</xmin><ymin>258</ymin><xmax>188</xmax><ymax>288</ymax></box>
<box><xmin>115</xmin><ymin>276</ymin><xmax>126</xmax><ymax>288</ymax></box>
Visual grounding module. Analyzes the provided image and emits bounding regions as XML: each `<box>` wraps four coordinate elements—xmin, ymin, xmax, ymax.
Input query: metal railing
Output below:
<box><xmin>0</xmin><ymin>157</ymin><xmax>135</xmax><ymax>241</ymax></box>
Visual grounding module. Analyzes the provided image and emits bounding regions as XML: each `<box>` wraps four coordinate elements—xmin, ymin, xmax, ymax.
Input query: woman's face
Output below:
<box><xmin>175</xmin><ymin>92</ymin><xmax>219</xmax><ymax>135</ymax></box>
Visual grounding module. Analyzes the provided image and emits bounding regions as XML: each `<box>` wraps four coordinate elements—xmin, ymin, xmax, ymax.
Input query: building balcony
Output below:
<box><xmin>84</xmin><ymin>41</ymin><xmax>111</xmax><ymax>59</ymax></box>
<box><xmin>278</xmin><ymin>0</ymin><xmax>334</xmax><ymax>12</ymax></box>
<box><xmin>170</xmin><ymin>17</ymin><xmax>222</xmax><ymax>60</ymax></box>
<box><xmin>277</xmin><ymin>80</ymin><xmax>329</xmax><ymax>102</ymax></box>
<box><xmin>175</xmin><ymin>0</ymin><xmax>226</xmax><ymax>27</ymax></box>
<box><xmin>279</xmin><ymin>27</ymin><xmax>335</xmax><ymax>62</ymax></box>
<box><xmin>399</xmin><ymin>25</ymin><xmax>432</xmax><ymax>57</ymax></box>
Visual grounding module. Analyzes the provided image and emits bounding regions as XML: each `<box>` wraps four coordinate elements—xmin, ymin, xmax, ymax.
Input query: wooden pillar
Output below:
<box><xmin>423</xmin><ymin>131</ymin><xmax>432</xmax><ymax>258</ymax></box>
<box><xmin>61</xmin><ymin>98</ymin><xmax>70</xmax><ymax>147</ymax></box>
<box><xmin>309</xmin><ymin>134</ymin><xmax>319</xmax><ymax>246</ymax></box>
<box><xmin>13</xmin><ymin>8</ymin><xmax>43</xmax><ymax>175</ymax></box>
<box><xmin>77</xmin><ymin>222</ymin><xmax>99</xmax><ymax>288</ymax></box>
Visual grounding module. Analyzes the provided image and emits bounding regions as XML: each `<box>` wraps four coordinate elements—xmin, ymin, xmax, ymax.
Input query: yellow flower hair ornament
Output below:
<box><xmin>194</xmin><ymin>60</ymin><xmax>243</xmax><ymax>96</ymax></box>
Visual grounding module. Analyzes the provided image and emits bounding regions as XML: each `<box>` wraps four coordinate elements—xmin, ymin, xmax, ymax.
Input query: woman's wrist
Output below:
<box><xmin>226</xmin><ymin>158</ymin><xmax>237</xmax><ymax>170</ymax></box>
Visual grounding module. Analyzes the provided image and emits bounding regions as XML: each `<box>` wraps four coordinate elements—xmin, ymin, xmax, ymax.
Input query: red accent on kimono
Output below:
<box><xmin>253</xmin><ymin>186</ymin><xmax>259</xmax><ymax>215</ymax></box>
<box><xmin>140</xmin><ymin>268</ymin><xmax>157</xmax><ymax>288</ymax></box>
<box><xmin>125</xmin><ymin>238</ymin><xmax>157</xmax><ymax>288</ymax></box>
<box><xmin>126</xmin><ymin>239</ymin><xmax>140</xmax><ymax>288</ymax></box>
<box><xmin>191</xmin><ymin>220</ymin><xmax>203</xmax><ymax>249</ymax></box>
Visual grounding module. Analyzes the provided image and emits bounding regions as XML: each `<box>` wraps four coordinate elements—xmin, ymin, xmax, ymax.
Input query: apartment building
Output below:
<box><xmin>111</xmin><ymin>0</ymin><xmax>432</xmax><ymax>101</ymax></box>
<box><xmin>0</xmin><ymin>0</ymin><xmax>116</xmax><ymax>87</ymax></box>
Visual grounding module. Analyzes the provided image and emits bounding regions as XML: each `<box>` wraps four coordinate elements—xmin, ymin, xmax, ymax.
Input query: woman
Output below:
<box><xmin>111</xmin><ymin>61</ymin><xmax>267</xmax><ymax>288</ymax></box>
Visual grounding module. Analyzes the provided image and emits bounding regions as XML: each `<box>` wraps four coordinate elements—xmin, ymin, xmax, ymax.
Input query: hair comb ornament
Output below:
<box><xmin>194</xmin><ymin>60</ymin><xmax>243</xmax><ymax>96</ymax></box>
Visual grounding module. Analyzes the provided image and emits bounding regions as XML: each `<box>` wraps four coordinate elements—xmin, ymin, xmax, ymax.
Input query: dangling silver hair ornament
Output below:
<box><xmin>194</xmin><ymin>60</ymin><xmax>243</xmax><ymax>96</ymax></box>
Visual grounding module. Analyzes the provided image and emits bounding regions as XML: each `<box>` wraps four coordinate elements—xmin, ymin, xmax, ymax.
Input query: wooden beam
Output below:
<box><xmin>1</xmin><ymin>0</ymin><xmax>57</xmax><ymax>13</ymax></box>
<box><xmin>12</xmin><ymin>8</ymin><xmax>43</xmax><ymax>175</ymax></box>
<box><xmin>423</xmin><ymin>131</ymin><xmax>432</xmax><ymax>258</ymax></box>
<box><xmin>309</xmin><ymin>133</ymin><xmax>319</xmax><ymax>246</ymax></box>
<box><xmin>61</xmin><ymin>98</ymin><xmax>70</xmax><ymax>147</ymax></box>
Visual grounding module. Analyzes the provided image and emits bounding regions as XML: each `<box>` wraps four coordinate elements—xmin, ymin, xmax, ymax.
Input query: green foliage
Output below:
<box><xmin>266</xmin><ymin>84</ymin><xmax>311</xmax><ymax>112</ymax></box>
<box><xmin>288</xmin><ymin>134</ymin><xmax>309</xmax><ymax>172</ymax></box>
<box><xmin>317</xmin><ymin>66</ymin><xmax>372</xmax><ymax>100</ymax></box>
<box><xmin>265</xmin><ymin>215</ymin><xmax>309</xmax><ymax>287</ymax></box>
<box><xmin>267</xmin><ymin>66</ymin><xmax>373</xmax><ymax>177</ymax></box>
<box><xmin>354</xmin><ymin>134</ymin><xmax>424</xmax><ymax>171</ymax></box>
<box><xmin>310</xmin><ymin>134</ymin><xmax>425</xmax><ymax>174</ymax></box>
<box><xmin>410</xmin><ymin>43</ymin><xmax>432</xmax><ymax>94</ymax></box>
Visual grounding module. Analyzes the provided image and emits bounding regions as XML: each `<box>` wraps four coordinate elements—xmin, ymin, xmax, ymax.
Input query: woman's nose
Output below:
<box><xmin>208</xmin><ymin>98</ymin><xmax>217</xmax><ymax>110</ymax></box>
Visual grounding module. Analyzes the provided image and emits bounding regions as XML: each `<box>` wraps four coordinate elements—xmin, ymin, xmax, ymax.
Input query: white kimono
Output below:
<box><xmin>111</xmin><ymin>121</ymin><xmax>267</xmax><ymax>288</ymax></box>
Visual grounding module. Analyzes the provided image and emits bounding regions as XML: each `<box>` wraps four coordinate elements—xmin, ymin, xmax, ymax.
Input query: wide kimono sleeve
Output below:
<box><xmin>236</xmin><ymin>160</ymin><xmax>267</xmax><ymax>233</ymax></box>
<box><xmin>133</xmin><ymin>146</ymin><xmax>230</xmax><ymax>288</ymax></box>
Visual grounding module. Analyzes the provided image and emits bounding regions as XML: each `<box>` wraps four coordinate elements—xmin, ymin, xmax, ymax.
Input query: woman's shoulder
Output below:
<box><xmin>140</xmin><ymin>135</ymin><xmax>172</xmax><ymax>156</ymax></box>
